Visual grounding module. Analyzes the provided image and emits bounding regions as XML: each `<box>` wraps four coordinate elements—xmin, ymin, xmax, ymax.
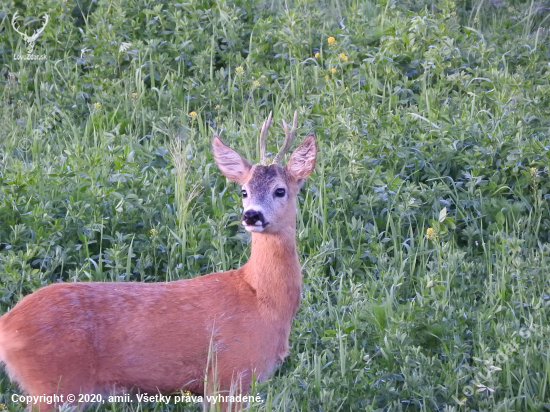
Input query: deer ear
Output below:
<box><xmin>212</xmin><ymin>136</ymin><xmax>252</xmax><ymax>184</ymax></box>
<box><xmin>286</xmin><ymin>134</ymin><xmax>317</xmax><ymax>181</ymax></box>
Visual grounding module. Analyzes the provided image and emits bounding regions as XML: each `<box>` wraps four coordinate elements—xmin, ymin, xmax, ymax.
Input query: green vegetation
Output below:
<box><xmin>1</xmin><ymin>0</ymin><xmax>550</xmax><ymax>410</ymax></box>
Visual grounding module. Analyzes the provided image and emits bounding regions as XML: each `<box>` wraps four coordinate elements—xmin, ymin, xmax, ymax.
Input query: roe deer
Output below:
<box><xmin>0</xmin><ymin>111</ymin><xmax>317</xmax><ymax>411</ymax></box>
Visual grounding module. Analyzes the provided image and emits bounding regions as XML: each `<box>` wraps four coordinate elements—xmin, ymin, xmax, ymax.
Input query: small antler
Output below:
<box><xmin>11</xmin><ymin>12</ymin><xmax>26</xmax><ymax>39</ymax></box>
<box><xmin>259</xmin><ymin>111</ymin><xmax>273</xmax><ymax>165</ymax></box>
<box><xmin>31</xmin><ymin>14</ymin><xmax>49</xmax><ymax>42</ymax></box>
<box><xmin>273</xmin><ymin>110</ymin><xmax>298</xmax><ymax>164</ymax></box>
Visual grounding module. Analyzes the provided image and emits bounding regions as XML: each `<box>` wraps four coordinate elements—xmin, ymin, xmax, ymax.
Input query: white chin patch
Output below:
<box><xmin>242</xmin><ymin>221</ymin><xmax>265</xmax><ymax>233</ymax></box>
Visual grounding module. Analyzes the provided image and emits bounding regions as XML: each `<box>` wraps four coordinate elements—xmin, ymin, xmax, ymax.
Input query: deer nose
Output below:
<box><xmin>242</xmin><ymin>209</ymin><xmax>265</xmax><ymax>226</ymax></box>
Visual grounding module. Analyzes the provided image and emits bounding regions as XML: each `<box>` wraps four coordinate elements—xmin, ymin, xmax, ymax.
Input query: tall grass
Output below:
<box><xmin>1</xmin><ymin>0</ymin><xmax>550</xmax><ymax>410</ymax></box>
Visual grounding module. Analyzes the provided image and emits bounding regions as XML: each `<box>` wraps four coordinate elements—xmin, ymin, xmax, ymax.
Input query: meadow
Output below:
<box><xmin>1</xmin><ymin>0</ymin><xmax>550</xmax><ymax>410</ymax></box>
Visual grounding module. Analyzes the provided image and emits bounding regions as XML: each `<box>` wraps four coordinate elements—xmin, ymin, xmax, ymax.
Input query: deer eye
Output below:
<box><xmin>241</xmin><ymin>190</ymin><xmax>248</xmax><ymax>198</ymax></box>
<box><xmin>274</xmin><ymin>188</ymin><xmax>286</xmax><ymax>198</ymax></box>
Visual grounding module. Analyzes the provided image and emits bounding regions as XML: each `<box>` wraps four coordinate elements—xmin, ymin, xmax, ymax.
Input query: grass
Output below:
<box><xmin>1</xmin><ymin>0</ymin><xmax>550</xmax><ymax>410</ymax></box>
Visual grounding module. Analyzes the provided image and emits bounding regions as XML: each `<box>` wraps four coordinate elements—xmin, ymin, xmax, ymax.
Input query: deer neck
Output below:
<box><xmin>243</xmin><ymin>226</ymin><xmax>302</xmax><ymax>319</ymax></box>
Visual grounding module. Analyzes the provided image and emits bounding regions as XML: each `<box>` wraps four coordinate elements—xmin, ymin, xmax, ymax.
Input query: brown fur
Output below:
<box><xmin>0</xmin><ymin>132</ymin><xmax>317</xmax><ymax>412</ymax></box>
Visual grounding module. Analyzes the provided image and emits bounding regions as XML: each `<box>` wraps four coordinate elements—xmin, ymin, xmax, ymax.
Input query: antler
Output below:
<box><xmin>259</xmin><ymin>111</ymin><xmax>273</xmax><ymax>165</ymax></box>
<box><xmin>11</xmin><ymin>12</ymin><xmax>26</xmax><ymax>39</ymax></box>
<box><xmin>273</xmin><ymin>110</ymin><xmax>298</xmax><ymax>164</ymax></box>
<box><xmin>11</xmin><ymin>12</ymin><xmax>49</xmax><ymax>42</ymax></box>
<box><xmin>30</xmin><ymin>14</ymin><xmax>49</xmax><ymax>42</ymax></box>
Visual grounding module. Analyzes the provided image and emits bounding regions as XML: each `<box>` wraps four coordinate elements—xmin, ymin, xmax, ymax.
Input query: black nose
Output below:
<box><xmin>243</xmin><ymin>209</ymin><xmax>264</xmax><ymax>226</ymax></box>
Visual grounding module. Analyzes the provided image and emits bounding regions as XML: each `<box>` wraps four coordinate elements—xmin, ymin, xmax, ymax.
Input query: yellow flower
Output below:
<box><xmin>150</xmin><ymin>228</ymin><xmax>158</xmax><ymax>235</ymax></box>
<box><xmin>530</xmin><ymin>167</ymin><xmax>537</xmax><ymax>177</ymax></box>
<box><xmin>331</xmin><ymin>67</ymin><xmax>337</xmax><ymax>73</ymax></box>
<box><xmin>426</xmin><ymin>227</ymin><xmax>437</xmax><ymax>240</ymax></box>
<box><xmin>215</xmin><ymin>104</ymin><xmax>220</xmax><ymax>109</ymax></box>
<box><xmin>325</xmin><ymin>74</ymin><xmax>329</xmax><ymax>79</ymax></box>
<box><xmin>93</xmin><ymin>102</ymin><xmax>102</xmax><ymax>109</ymax></box>
<box><xmin>327</xmin><ymin>36</ymin><xmax>336</xmax><ymax>44</ymax></box>
<box><xmin>235</xmin><ymin>66</ymin><xmax>245</xmax><ymax>75</ymax></box>
<box><xmin>339</xmin><ymin>53</ymin><xmax>349</xmax><ymax>62</ymax></box>
<box><xmin>132</xmin><ymin>92</ymin><xmax>138</xmax><ymax>99</ymax></box>
<box><xmin>315</xmin><ymin>52</ymin><xmax>320</xmax><ymax>58</ymax></box>
<box><xmin>189</xmin><ymin>111</ymin><xmax>198</xmax><ymax>118</ymax></box>
<box><xmin>252</xmin><ymin>80</ymin><xmax>260</xmax><ymax>87</ymax></box>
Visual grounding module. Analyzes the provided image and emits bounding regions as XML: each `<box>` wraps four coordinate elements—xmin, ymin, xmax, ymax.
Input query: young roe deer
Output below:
<box><xmin>0</xmin><ymin>111</ymin><xmax>317</xmax><ymax>411</ymax></box>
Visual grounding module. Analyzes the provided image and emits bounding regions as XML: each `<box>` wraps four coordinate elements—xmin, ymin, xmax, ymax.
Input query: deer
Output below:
<box><xmin>11</xmin><ymin>12</ymin><xmax>49</xmax><ymax>55</ymax></box>
<box><xmin>0</xmin><ymin>111</ymin><xmax>317</xmax><ymax>412</ymax></box>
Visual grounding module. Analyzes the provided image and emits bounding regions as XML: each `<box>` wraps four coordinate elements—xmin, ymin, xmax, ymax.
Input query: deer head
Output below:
<box><xmin>212</xmin><ymin>111</ymin><xmax>317</xmax><ymax>234</ymax></box>
<box><xmin>11</xmin><ymin>12</ymin><xmax>49</xmax><ymax>54</ymax></box>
